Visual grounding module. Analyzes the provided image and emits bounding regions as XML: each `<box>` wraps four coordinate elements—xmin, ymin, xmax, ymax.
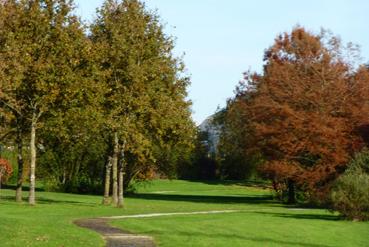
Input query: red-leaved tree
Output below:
<box><xmin>232</xmin><ymin>27</ymin><xmax>369</xmax><ymax>203</ymax></box>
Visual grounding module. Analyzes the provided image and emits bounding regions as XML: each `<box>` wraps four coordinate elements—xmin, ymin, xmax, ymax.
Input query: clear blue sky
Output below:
<box><xmin>74</xmin><ymin>0</ymin><xmax>369</xmax><ymax>125</ymax></box>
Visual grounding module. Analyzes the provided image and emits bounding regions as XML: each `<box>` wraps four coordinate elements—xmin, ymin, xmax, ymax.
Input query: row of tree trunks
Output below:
<box><xmin>102</xmin><ymin>131</ymin><xmax>125</xmax><ymax>207</ymax></box>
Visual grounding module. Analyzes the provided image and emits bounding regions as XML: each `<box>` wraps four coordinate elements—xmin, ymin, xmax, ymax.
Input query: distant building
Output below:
<box><xmin>198</xmin><ymin>115</ymin><xmax>222</xmax><ymax>155</ymax></box>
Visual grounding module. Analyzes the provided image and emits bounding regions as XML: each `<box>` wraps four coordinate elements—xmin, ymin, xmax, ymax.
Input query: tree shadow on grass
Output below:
<box><xmin>2</xmin><ymin>184</ymin><xmax>44</xmax><ymax>192</ymax></box>
<box><xmin>128</xmin><ymin>193</ymin><xmax>276</xmax><ymax>205</ymax></box>
<box><xmin>143</xmin><ymin>229</ymin><xmax>332</xmax><ymax>247</ymax></box>
<box><xmin>35</xmin><ymin>197</ymin><xmax>98</xmax><ymax>206</ymax></box>
<box><xmin>254</xmin><ymin>211</ymin><xmax>341</xmax><ymax>221</ymax></box>
<box><xmin>188</xmin><ymin>179</ymin><xmax>272</xmax><ymax>189</ymax></box>
<box><xmin>0</xmin><ymin>195</ymin><xmax>97</xmax><ymax>206</ymax></box>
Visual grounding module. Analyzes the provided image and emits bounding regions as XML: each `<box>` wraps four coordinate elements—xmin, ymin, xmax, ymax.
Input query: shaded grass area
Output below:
<box><xmin>0</xmin><ymin>179</ymin><xmax>368</xmax><ymax>246</ymax></box>
<box><xmin>130</xmin><ymin>193</ymin><xmax>274</xmax><ymax>204</ymax></box>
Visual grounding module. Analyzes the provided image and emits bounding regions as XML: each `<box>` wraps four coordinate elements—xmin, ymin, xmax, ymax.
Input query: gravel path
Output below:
<box><xmin>74</xmin><ymin>218</ymin><xmax>156</xmax><ymax>247</ymax></box>
<box><xmin>74</xmin><ymin>210</ymin><xmax>243</xmax><ymax>247</ymax></box>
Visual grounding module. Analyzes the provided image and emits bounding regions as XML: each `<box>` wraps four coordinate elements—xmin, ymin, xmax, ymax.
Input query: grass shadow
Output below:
<box><xmin>254</xmin><ymin>211</ymin><xmax>341</xmax><ymax>221</ymax></box>
<box><xmin>2</xmin><ymin>184</ymin><xmax>44</xmax><ymax>192</ymax></box>
<box><xmin>188</xmin><ymin>179</ymin><xmax>272</xmax><ymax>189</ymax></box>
<box><xmin>0</xmin><ymin>194</ymin><xmax>97</xmax><ymax>206</ymax></box>
<box><xmin>35</xmin><ymin>197</ymin><xmax>98</xmax><ymax>206</ymax></box>
<box><xmin>129</xmin><ymin>193</ymin><xmax>275</xmax><ymax>205</ymax></box>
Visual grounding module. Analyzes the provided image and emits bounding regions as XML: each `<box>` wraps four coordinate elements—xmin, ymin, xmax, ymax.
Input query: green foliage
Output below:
<box><xmin>38</xmin><ymin>131</ymin><xmax>107</xmax><ymax>193</ymax></box>
<box><xmin>177</xmin><ymin>129</ymin><xmax>218</xmax><ymax>180</ymax></box>
<box><xmin>331</xmin><ymin>150</ymin><xmax>369</xmax><ymax>221</ymax></box>
<box><xmin>0</xmin><ymin>0</ymin><xmax>195</xmax><ymax>196</ymax></box>
<box><xmin>0</xmin><ymin>0</ymin><xmax>103</xmax><ymax>200</ymax></box>
<box><xmin>91</xmin><ymin>0</ymin><xmax>195</xmax><ymax>186</ymax></box>
<box><xmin>216</xmin><ymin>106</ymin><xmax>262</xmax><ymax>180</ymax></box>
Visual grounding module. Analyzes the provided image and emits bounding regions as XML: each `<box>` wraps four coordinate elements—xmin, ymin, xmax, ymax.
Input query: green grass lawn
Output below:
<box><xmin>0</xmin><ymin>180</ymin><xmax>368</xmax><ymax>246</ymax></box>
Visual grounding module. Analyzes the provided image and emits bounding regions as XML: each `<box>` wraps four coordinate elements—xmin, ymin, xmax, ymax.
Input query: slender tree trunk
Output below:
<box><xmin>102</xmin><ymin>156</ymin><xmax>112</xmax><ymax>205</ymax></box>
<box><xmin>29</xmin><ymin>119</ymin><xmax>37</xmax><ymax>205</ymax></box>
<box><xmin>287</xmin><ymin>179</ymin><xmax>296</xmax><ymax>204</ymax></box>
<box><xmin>117</xmin><ymin>164</ymin><xmax>124</xmax><ymax>208</ymax></box>
<box><xmin>117</xmin><ymin>141</ymin><xmax>125</xmax><ymax>208</ymax></box>
<box><xmin>0</xmin><ymin>173</ymin><xmax>2</xmax><ymax>200</ymax></box>
<box><xmin>62</xmin><ymin>169</ymin><xmax>66</xmax><ymax>185</ymax></box>
<box><xmin>112</xmin><ymin>132</ymin><xmax>119</xmax><ymax>205</ymax></box>
<box><xmin>16</xmin><ymin>125</ymin><xmax>24</xmax><ymax>203</ymax></box>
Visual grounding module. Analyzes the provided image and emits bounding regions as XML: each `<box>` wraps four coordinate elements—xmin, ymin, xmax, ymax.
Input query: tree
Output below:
<box><xmin>232</xmin><ymin>27</ymin><xmax>369</xmax><ymax>202</ymax></box>
<box><xmin>0</xmin><ymin>0</ymin><xmax>94</xmax><ymax>204</ymax></box>
<box><xmin>92</xmin><ymin>0</ymin><xmax>195</xmax><ymax>206</ymax></box>
<box><xmin>0</xmin><ymin>0</ymin><xmax>27</xmax><ymax>202</ymax></box>
<box><xmin>39</xmin><ymin>101</ymin><xmax>107</xmax><ymax>193</ymax></box>
<box><xmin>217</xmin><ymin>106</ymin><xmax>262</xmax><ymax>180</ymax></box>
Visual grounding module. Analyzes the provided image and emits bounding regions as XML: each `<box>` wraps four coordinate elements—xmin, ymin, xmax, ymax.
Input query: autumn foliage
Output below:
<box><xmin>0</xmin><ymin>158</ymin><xmax>12</xmax><ymax>182</ymax></box>
<box><xmin>227</xmin><ymin>27</ymin><xmax>369</xmax><ymax>202</ymax></box>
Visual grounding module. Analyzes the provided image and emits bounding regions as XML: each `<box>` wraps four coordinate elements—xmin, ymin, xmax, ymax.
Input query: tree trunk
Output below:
<box><xmin>117</xmin><ymin>142</ymin><xmax>125</xmax><ymax>208</ymax></box>
<box><xmin>287</xmin><ymin>179</ymin><xmax>296</xmax><ymax>204</ymax></box>
<box><xmin>111</xmin><ymin>132</ymin><xmax>119</xmax><ymax>205</ymax></box>
<box><xmin>102</xmin><ymin>156</ymin><xmax>112</xmax><ymax>205</ymax></box>
<box><xmin>117</xmin><ymin>164</ymin><xmax>124</xmax><ymax>208</ymax></box>
<box><xmin>0</xmin><ymin>173</ymin><xmax>2</xmax><ymax>200</ymax></box>
<box><xmin>28</xmin><ymin>119</ymin><xmax>36</xmax><ymax>205</ymax></box>
<box><xmin>16</xmin><ymin>125</ymin><xmax>24</xmax><ymax>203</ymax></box>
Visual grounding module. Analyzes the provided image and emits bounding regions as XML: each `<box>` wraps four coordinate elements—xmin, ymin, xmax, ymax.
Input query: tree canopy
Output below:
<box><xmin>0</xmin><ymin>0</ymin><xmax>195</xmax><ymax>205</ymax></box>
<box><xmin>221</xmin><ymin>27</ymin><xmax>369</xmax><ymax>202</ymax></box>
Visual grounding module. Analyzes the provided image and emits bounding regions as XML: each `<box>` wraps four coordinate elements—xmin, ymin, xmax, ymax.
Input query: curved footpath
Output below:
<box><xmin>74</xmin><ymin>210</ymin><xmax>242</xmax><ymax>247</ymax></box>
<box><xmin>74</xmin><ymin>218</ymin><xmax>156</xmax><ymax>247</ymax></box>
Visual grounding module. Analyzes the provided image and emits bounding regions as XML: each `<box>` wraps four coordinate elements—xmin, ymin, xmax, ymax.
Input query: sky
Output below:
<box><xmin>74</xmin><ymin>0</ymin><xmax>369</xmax><ymax>125</ymax></box>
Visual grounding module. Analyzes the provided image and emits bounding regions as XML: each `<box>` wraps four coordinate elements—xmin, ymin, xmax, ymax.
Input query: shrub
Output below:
<box><xmin>331</xmin><ymin>150</ymin><xmax>369</xmax><ymax>221</ymax></box>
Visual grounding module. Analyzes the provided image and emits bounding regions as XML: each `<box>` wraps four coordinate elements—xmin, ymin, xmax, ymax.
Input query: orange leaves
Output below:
<box><xmin>233</xmin><ymin>27</ymin><xmax>369</xmax><ymax>198</ymax></box>
<box><xmin>0</xmin><ymin>158</ymin><xmax>12</xmax><ymax>179</ymax></box>
<box><xmin>260</xmin><ymin>160</ymin><xmax>302</xmax><ymax>180</ymax></box>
